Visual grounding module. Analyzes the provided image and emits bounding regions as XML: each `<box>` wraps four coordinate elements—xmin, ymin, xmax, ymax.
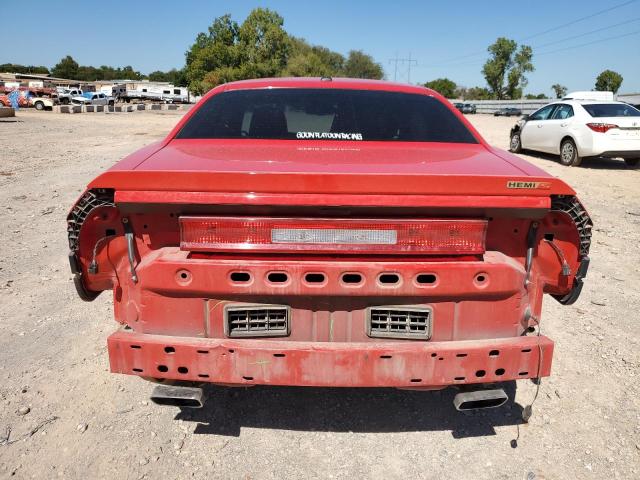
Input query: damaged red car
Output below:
<box><xmin>67</xmin><ymin>78</ymin><xmax>591</xmax><ymax>411</ymax></box>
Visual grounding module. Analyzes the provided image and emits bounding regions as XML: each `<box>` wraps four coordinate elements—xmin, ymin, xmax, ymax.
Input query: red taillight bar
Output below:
<box><xmin>179</xmin><ymin>217</ymin><xmax>488</xmax><ymax>255</ymax></box>
<box><xmin>586</xmin><ymin>123</ymin><xmax>619</xmax><ymax>133</ymax></box>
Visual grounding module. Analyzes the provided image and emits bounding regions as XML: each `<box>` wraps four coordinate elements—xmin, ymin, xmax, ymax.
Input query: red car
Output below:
<box><xmin>67</xmin><ymin>78</ymin><xmax>591</xmax><ymax>411</ymax></box>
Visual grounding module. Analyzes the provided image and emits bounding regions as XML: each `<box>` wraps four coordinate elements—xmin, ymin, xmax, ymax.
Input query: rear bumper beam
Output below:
<box><xmin>108</xmin><ymin>330</ymin><xmax>553</xmax><ymax>388</ymax></box>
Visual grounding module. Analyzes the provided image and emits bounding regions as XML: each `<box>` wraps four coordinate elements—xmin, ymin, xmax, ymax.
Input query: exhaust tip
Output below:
<box><xmin>150</xmin><ymin>384</ymin><xmax>204</xmax><ymax>409</ymax></box>
<box><xmin>453</xmin><ymin>388</ymin><xmax>508</xmax><ymax>411</ymax></box>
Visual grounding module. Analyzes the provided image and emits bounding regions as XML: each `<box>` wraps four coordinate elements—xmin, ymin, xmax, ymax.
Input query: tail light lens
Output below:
<box><xmin>586</xmin><ymin>123</ymin><xmax>619</xmax><ymax>133</ymax></box>
<box><xmin>179</xmin><ymin>217</ymin><xmax>487</xmax><ymax>255</ymax></box>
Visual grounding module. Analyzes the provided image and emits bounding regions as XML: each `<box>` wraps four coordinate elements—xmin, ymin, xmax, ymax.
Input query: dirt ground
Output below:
<box><xmin>0</xmin><ymin>109</ymin><xmax>639</xmax><ymax>480</ymax></box>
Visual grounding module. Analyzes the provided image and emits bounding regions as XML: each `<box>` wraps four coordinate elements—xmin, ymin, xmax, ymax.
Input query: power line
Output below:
<box><xmin>534</xmin><ymin>28</ymin><xmax>640</xmax><ymax>56</ymax></box>
<box><xmin>520</xmin><ymin>0</ymin><xmax>639</xmax><ymax>41</ymax></box>
<box><xmin>423</xmin><ymin>0</ymin><xmax>639</xmax><ymax>67</ymax></box>
<box><xmin>388</xmin><ymin>52</ymin><xmax>417</xmax><ymax>83</ymax></box>
<box><xmin>534</xmin><ymin>16</ymin><xmax>640</xmax><ymax>49</ymax></box>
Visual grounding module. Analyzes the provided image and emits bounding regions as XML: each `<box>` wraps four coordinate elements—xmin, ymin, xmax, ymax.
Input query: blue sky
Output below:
<box><xmin>2</xmin><ymin>0</ymin><xmax>639</xmax><ymax>94</ymax></box>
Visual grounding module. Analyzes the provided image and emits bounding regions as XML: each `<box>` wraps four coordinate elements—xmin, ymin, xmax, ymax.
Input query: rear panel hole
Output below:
<box><xmin>267</xmin><ymin>272</ymin><xmax>288</xmax><ymax>283</ymax></box>
<box><xmin>164</xmin><ymin>346</ymin><xmax>175</xmax><ymax>354</ymax></box>
<box><xmin>456</xmin><ymin>353</ymin><xmax>467</xmax><ymax>358</ymax></box>
<box><xmin>379</xmin><ymin>273</ymin><xmax>400</xmax><ymax>285</ymax></box>
<box><xmin>380</xmin><ymin>355</ymin><xmax>392</xmax><ymax>359</ymax></box>
<box><xmin>198</xmin><ymin>374</ymin><xmax>209</xmax><ymax>378</ymax></box>
<box><xmin>416</xmin><ymin>274</ymin><xmax>437</xmax><ymax>284</ymax></box>
<box><xmin>454</xmin><ymin>376</ymin><xmax>465</xmax><ymax>381</ymax></box>
<box><xmin>342</xmin><ymin>273</ymin><xmax>363</xmax><ymax>284</ymax></box>
<box><xmin>519</xmin><ymin>371</ymin><xmax>529</xmax><ymax>376</ymax></box>
<box><xmin>177</xmin><ymin>366</ymin><xmax>188</xmax><ymax>374</ymax></box>
<box><xmin>242</xmin><ymin>376</ymin><xmax>254</xmax><ymax>381</ymax></box>
<box><xmin>489</xmin><ymin>349</ymin><xmax>500</xmax><ymax>357</ymax></box>
<box><xmin>228</xmin><ymin>349</ymin><xmax>235</xmax><ymax>353</ymax></box>
<box><xmin>230</xmin><ymin>271</ymin><xmax>251</xmax><ymax>283</ymax></box>
<box><xmin>476</xmin><ymin>274</ymin><xmax>486</xmax><ymax>283</ymax></box>
<box><xmin>273</xmin><ymin>353</ymin><xmax>286</xmax><ymax>358</ymax></box>
<box><xmin>410</xmin><ymin>378</ymin><xmax>422</xmax><ymax>383</ymax></box>
<box><xmin>304</xmin><ymin>273</ymin><xmax>326</xmax><ymax>283</ymax></box>
<box><xmin>522</xmin><ymin>348</ymin><xmax>532</xmax><ymax>353</ymax></box>
<box><xmin>130</xmin><ymin>345</ymin><xmax>141</xmax><ymax>349</ymax></box>
<box><xmin>180</xmin><ymin>272</ymin><xmax>188</xmax><ymax>279</ymax></box>
<box><xmin>431</xmin><ymin>353</ymin><xmax>437</xmax><ymax>358</ymax></box>
<box><xmin>475</xmin><ymin>369</ymin><xmax>486</xmax><ymax>377</ymax></box>
<box><xmin>157</xmin><ymin>365</ymin><xmax>168</xmax><ymax>373</ymax></box>
<box><xmin>132</xmin><ymin>368</ymin><xmax>143</xmax><ymax>373</ymax></box>
<box><xmin>197</xmin><ymin>350</ymin><xmax>209</xmax><ymax>354</ymax></box>
<box><xmin>495</xmin><ymin>368</ymin><xmax>505</xmax><ymax>376</ymax></box>
<box><xmin>438</xmin><ymin>357</ymin><xmax>444</xmax><ymax>361</ymax></box>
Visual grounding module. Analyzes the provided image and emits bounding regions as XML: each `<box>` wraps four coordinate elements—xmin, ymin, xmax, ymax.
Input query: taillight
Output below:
<box><xmin>179</xmin><ymin>217</ymin><xmax>487</xmax><ymax>255</ymax></box>
<box><xmin>586</xmin><ymin>123</ymin><xmax>619</xmax><ymax>133</ymax></box>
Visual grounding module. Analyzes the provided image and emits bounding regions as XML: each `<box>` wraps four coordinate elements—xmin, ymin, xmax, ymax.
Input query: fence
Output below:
<box><xmin>449</xmin><ymin>98</ymin><xmax>552</xmax><ymax>115</ymax></box>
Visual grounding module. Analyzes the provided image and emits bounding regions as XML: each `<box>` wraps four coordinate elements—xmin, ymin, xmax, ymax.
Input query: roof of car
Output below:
<box><xmin>217</xmin><ymin>77</ymin><xmax>439</xmax><ymax>97</ymax></box>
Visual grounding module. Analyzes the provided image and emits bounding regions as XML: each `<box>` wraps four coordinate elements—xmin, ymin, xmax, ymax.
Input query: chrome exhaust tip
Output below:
<box><xmin>150</xmin><ymin>384</ymin><xmax>204</xmax><ymax>408</ymax></box>
<box><xmin>453</xmin><ymin>388</ymin><xmax>508</xmax><ymax>411</ymax></box>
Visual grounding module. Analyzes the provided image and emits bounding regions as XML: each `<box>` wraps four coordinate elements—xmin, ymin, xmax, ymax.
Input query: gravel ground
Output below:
<box><xmin>0</xmin><ymin>110</ymin><xmax>638</xmax><ymax>480</ymax></box>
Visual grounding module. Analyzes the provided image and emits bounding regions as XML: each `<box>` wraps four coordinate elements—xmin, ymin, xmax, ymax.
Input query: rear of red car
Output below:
<box><xmin>67</xmin><ymin>79</ymin><xmax>591</xmax><ymax>409</ymax></box>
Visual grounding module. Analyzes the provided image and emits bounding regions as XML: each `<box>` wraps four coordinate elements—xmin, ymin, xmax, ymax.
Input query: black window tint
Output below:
<box><xmin>582</xmin><ymin>103</ymin><xmax>640</xmax><ymax>117</ymax></box>
<box><xmin>177</xmin><ymin>89</ymin><xmax>477</xmax><ymax>143</ymax></box>
<box><xmin>529</xmin><ymin>105</ymin><xmax>557</xmax><ymax>121</ymax></box>
<box><xmin>551</xmin><ymin>104</ymin><xmax>573</xmax><ymax>120</ymax></box>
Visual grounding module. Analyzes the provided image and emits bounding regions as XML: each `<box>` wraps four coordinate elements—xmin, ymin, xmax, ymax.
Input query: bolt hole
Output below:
<box><xmin>475</xmin><ymin>369</ymin><xmax>486</xmax><ymax>378</ymax></box>
<box><xmin>456</xmin><ymin>353</ymin><xmax>467</xmax><ymax>358</ymax></box>
<box><xmin>157</xmin><ymin>365</ymin><xmax>168</xmax><ymax>373</ymax></box>
<box><xmin>513</xmin><ymin>228</ymin><xmax>519</xmax><ymax>234</ymax></box>
<box><xmin>143</xmin><ymin>224</ymin><xmax>148</xmax><ymax>229</ymax></box>
<box><xmin>378</xmin><ymin>273</ymin><xmax>400</xmax><ymax>285</ymax></box>
<box><xmin>267</xmin><ymin>272</ymin><xmax>288</xmax><ymax>283</ymax></box>
<box><xmin>519</xmin><ymin>371</ymin><xmax>529</xmax><ymax>376</ymax></box>
<box><xmin>341</xmin><ymin>273</ymin><xmax>363</xmax><ymax>284</ymax></box>
<box><xmin>410</xmin><ymin>378</ymin><xmax>422</xmax><ymax>383</ymax></box>
<box><xmin>521</xmin><ymin>348</ymin><xmax>532</xmax><ymax>353</ymax></box>
<box><xmin>380</xmin><ymin>355</ymin><xmax>392</xmax><ymax>359</ymax></box>
<box><xmin>431</xmin><ymin>353</ymin><xmax>437</xmax><ymax>357</ymax></box>
<box><xmin>476</xmin><ymin>274</ymin><xmax>486</xmax><ymax>283</ymax></box>
<box><xmin>164</xmin><ymin>346</ymin><xmax>175</xmax><ymax>354</ymax></box>
<box><xmin>304</xmin><ymin>273</ymin><xmax>325</xmax><ymax>283</ymax></box>
<box><xmin>198</xmin><ymin>374</ymin><xmax>209</xmax><ymax>378</ymax></box>
<box><xmin>416</xmin><ymin>273</ymin><xmax>437</xmax><ymax>285</ymax></box>
<box><xmin>273</xmin><ymin>353</ymin><xmax>286</xmax><ymax>358</ymax></box>
<box><xmin>454</xmin><ymin>376</ymin><xmax>465</xmax><ymax>381</ymax></box>
<box><xmin>438</xmin><ymin>357</ymin><xmax>444</xmax><ymax>361</ymax></box>
<box><xmin>230</xmin><ymin>271</ymin><xmax>251</xmax><ymax>283</ymax></box>
<box><xmin>177</xmin><ymin>366</ymin><xmax>188</xmax><ymax>374</ymax></box>
<box><xmin>130</xmin><ymin>345</ymin><xmax>141</xmax><ymax>349</ymax></box>
<box><xmin>197</xmin><ymin>350</ymin><xmax>208</xmax><ymax>354</ymax></box>
<box><xmin>180</xmin><ymin>272</ymin><xmax>188</xmax><ymax>279</ymax></box>
<box><xmin>489</xmin><ymin>349</ymin><xmax>499</xmax><ymax>357</ymax></box>
<box><xmin>242</xmin><ymin>376</ymin><xmax>253</xmax><ymax>381</ymax></box>
<box><xmin>495</xmin><ymin>368</ymin><xmax>505</xmax><ymax>376</ymax></box>
<box><xmin>132</xmin><ymin>368</ymin><xmax>143</xmax><ymax>373</ymax></box>
<box><xmin>228</xmin><ymin>349</ymin><xmax>235</xmax><ymax>353</ymax></box>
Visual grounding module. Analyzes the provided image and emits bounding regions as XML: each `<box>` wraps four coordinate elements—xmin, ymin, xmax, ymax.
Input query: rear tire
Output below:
<box><xmin>560</xmin><ymin>139</ymin><xmax>582</xmax><ymax>166</ymax></box>
<box><xmin>34</xmin><ymin>101</ymin><xmax>44</xmax><ymax>111</ymax></box>
<box><xmin>509</xmin><ymin>132</ymin><xmax>522</xmax><ymax>153</ymax></box>
<box><xmin>625</xmin><ymin>158</ymin><xmax>640</xmax><ymax>167</ymax></box>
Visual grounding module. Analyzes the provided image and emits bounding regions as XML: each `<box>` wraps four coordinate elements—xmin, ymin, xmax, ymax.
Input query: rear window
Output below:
<box><xmin>582</xmin><ymin>103</ymin><xmax>640</xmax><ymax>117</ymax></box>
<box><xmin>177</xmin><ymin>88</ymin><xmax>477</xmax><ymax>143</ymax></box>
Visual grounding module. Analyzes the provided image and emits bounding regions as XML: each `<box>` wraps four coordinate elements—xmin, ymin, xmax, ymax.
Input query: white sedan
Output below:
<box><xmin>509</xmin><ymin>99</ymin><xmax>640</xmax><ymax>167</ymax></box>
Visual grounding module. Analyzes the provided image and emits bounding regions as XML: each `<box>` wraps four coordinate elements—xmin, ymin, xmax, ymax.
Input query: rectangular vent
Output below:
<box><xmin>225</xmin><ymin>305</ymin><xmax>290</xmax><ymax>338</ymax></box>
<box><xmin>367</xmin><ymin>306</ymin><xmax>432</xmax><ymax>340</ymax></box>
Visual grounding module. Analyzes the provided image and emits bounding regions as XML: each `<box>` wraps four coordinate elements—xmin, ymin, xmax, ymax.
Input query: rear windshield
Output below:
<box><xmin>582</xmin><ymin>103</ymin><xmax>640</xmax><ymax>117</ymax></box>
<box><xmin>177</xmin><ymin>88</ymin><xmax>477</xmax><ymax>143</ymax></box>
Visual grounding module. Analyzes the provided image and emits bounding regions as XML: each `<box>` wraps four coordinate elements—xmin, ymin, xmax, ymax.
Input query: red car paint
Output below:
<box><xmin>68</xmin><ymin>78</ymin><xmax>591</xmax><ymax>392</ymax></box>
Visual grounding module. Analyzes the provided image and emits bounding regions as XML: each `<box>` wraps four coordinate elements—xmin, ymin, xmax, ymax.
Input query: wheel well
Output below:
<box><xmin>560</xmin><ymin>135</ymin><xmax>578</xmax><ymax>156</ymax></box>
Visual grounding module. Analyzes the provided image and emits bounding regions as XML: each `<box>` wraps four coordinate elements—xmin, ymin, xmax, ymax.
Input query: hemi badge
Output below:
<box><xmin>506</xmin><ymin>181</ymin><xmax>551</xmax><ymax>190</ymax></box>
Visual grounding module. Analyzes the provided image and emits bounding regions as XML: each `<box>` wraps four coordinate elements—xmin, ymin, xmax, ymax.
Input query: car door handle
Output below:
<box><xmin>537</xmin><ymin>125</ymin><xmax>543</xmax><ymax>128</ymax></box>
<box><xmin>560</xmin><ymin>123</ymin><xmax>568</xmax><ymax>127</ymax></box>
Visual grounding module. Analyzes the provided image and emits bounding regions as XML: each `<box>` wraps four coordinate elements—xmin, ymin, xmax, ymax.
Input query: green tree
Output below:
<box><xmin>464</xmin><ymin>86</ymin><xmax>492</xmax><ymax>100</ymax></box>
<box><xmin>283</xmin><ymin>38</ymin><xmax>345</xmax><ymax>77</ymax></box>
<box><xmin>482</xmin><ymin>38</ymin><xmax>534</xmax><ymax>99</ymax></box>
<box><xmin>342</xmin><ymin>50</ymin><xmax>383</xmax><ymax>79</ymax></box>
<box><xmin>595</xmin><ymin>69</ymin><xmax>623</xmax><ymax>94</ymax></box>
<box><xmin>525</xmin><ymin>93</ymin><xmax>547</xmax><ymax>99</ymax></box>
<box><xmin>0</xmin><ymin>63</ymin><xmax>49</xmax><ymax>74</ymax></box>
<box><xmin>551</xmin><ymin>83</ymin><xmax>567</xmax><ymax>99</ymax></box>
<box><xmin>51</xmin><ymin>55</ymin><xmax>79</xmax><ymax>79</ymax></box>
<box><xmin>424</xmin><ymin>78</ymin><xmax>457</xmax><ymax>98</ymax></box>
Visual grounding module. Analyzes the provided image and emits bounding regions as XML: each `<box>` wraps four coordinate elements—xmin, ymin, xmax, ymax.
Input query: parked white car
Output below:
<box><xmin>84</xmin><ymin>92</ymin><xmax>114</xmax><ymax>106</ymax></box>
<box><xmin>509</xmin><ymin>94</ymin><xmax>640</xmax><ymax>167</ymax></box>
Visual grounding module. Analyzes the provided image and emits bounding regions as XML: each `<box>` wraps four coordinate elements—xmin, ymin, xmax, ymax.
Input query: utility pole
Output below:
<box><xmin>388</xmin><ymin>52</ymin><xmax>417</xmax><ymax>83</ymax></box>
